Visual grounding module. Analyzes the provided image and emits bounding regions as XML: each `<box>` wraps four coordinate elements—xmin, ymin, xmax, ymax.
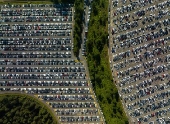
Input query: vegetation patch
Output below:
<box><xmin>0</xmin><ymin>94</ymin><xmax>57</xmax><ymax>124</ymax></box>
<box><xmin>73</xmin><ymin>0</ymin><xmax>84</xmax><ymax>57</ymax></box>
<box><xmin>86</xmin><ymin>0</ymin><xmax>128</xmax><ymax>123</ymax></box>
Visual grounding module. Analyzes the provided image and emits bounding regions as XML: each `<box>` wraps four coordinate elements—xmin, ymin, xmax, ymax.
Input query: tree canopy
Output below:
<box><xmin>86</xmin><ymin>0</ymin><xmax>129</xmax><ymax>123</ymax></box>
<box><xmin>0</xmin><ymin>94</ymin><xmax>57</xmax><ymax>124</ymax></box>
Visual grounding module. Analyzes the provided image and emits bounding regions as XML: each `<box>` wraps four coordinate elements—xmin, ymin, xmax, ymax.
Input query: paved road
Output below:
<box><xmin>77</xmin><ymin>2</ymin><xmax>106</xmax><ymax>124</ymax></box>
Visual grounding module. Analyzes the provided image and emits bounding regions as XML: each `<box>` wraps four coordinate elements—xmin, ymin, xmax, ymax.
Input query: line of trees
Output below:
<box><xmin>0</xmin><ymin>94</ymin><xmax>57</xmax><ymax>124</ymax></box>
<box><xmin>52</xmin><ymin>0</ymin><xmax>75</xmax><ymax>3</ymax></box>
<box><xmin>73</xmin><ymin>0</ymin><xmax>84</xmax><ymax>57</ymax></box>
<box><xmin>86</xmin><ymin>0</ymin><xmax>129</xmax><ymax>124</ymax></box>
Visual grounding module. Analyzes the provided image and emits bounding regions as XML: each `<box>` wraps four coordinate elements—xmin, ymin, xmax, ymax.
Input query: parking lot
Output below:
<box><xmin>109</xmin><ymin>0</ymin><xmax>170</xmax><ymax>123</ymax></box>
<box><xmin>0</xmin><ymin>3</ymin><xmax>104</xmax><ymax>124</ymax></box>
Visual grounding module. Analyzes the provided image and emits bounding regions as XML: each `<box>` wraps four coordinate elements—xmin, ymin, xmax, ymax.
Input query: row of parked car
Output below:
<box><xmin>0</xmin><ymin>51</ymin><xmax>72</xmax><ymax>58</ymax></box>
<box><xmin>1</xmin><ymin>8</ymin><xmax>73</xmax><ymax>16</ymax></box>
<box><xmin>110</xmin><ymin>0</ymin><xmax>170</xmax><ymax>123</ymax></box>
<box><xmin>114</xmin><ymin>5</ymin><xmax>168</xmax><ymax>33</ymax></box>
<box><xmin>114</xmin><ymin>52</ymin><xmax>170</xmax><ymax>72</ymax></box>
<box><xmin>1</xmin><ymin>45</ymin><xmax>71</xmax><ymax>51</ymax></box>
<box><xmin>60</xmin><ymin>116</ymin><xmax>100</xmax><ymax>122</ymax></box>
<box><xmin>82</xmin><ymin>1</ymin><xmax>92</xmax><ymax>56</ymax></box>
<box><xmin>50</xmin><ymin>101</ymin><xmax>96</xmax><ymax>108</ymax></box>
<box><xmin>113</xmin><ymin>51</ymin><xmax>169</xmax><ymax>73</ymax></box>
<box><xmin>82</xmin><ymin>37</ymin><xmax>87</xmax><ymax>56</ymax></box>
<box><xmin>115</xmin><ymin>19</ymin><xmax>169</xmax><ymax>44</ymax></box>
<box><xmin>123</xmin><ymin>78</ymin><xmax>170</xmax><ymax>100</ymax></box>
<box><xmin>0</xmin><ymin>80</ymin><xmax>88</xmax><ymax>87</ymax></box>
<box><xmin>128</xmin><ymin>91</ymin><xmax>170</xmax><ymax>121</ymax></box>
<box><xmin>0</xmin><ymin>37</ymin><xmax>72</xmax><ymax>45</ymax></box>
<box><xmin>24</xmin><ymin>88</ymin><xmax>90</xmax><ymax>94</ymax></box>
<box><xmin>118</xmin><ymin>61</ymin><xmax>170</xmax><ymax>82</ymax></box>
<box><xmin>0</xmin><ymin>72</ymin><xmax>86</xmax><ymax>80</ymax></box>
<box><xmin>119</xmin><ymin>66</ymin><xmax>169</xmax><ymax>86</ymax></box>
<box><xmin>115</xmin><ymin>0</ymin><xmax>169</xmax><ymax>16</ymax></box>
<box><xmin>0</xmin><ymin>59</ymin><xmax>82</xmax><ymax>65</ymax></box>
<box><xmin>117</xmin><ymin>60</ymin><xmax>170</xmax><ymax>80</ymax></box>
<box><xmin>0</xmin><ymin>4</ymin><xmax>73</xmax><ymax>9</ymax></box>
<box><xmin>113</xmin><ymin>29</ymin><xmax>170</xmax><ymax>62</ymax></box>
<box><xmin>0</xmin><ymin>66</ymin><xmax>85</xmax><ymax>72</ymax></box>
<box><xmin>56</xmin><ymin>108</ymin><xmax>98</xmax><ymax>115</ymax></box>
<box><xmin>0</xmin><ymin>23</ymin><xmax>72</xmax><ymax>31</ymax></box>
<box><xmin>0</xmin><ymin>6</ymin><xmax>73</xmax><ymax>22</ymax></box>
<box><xmin>0</xmin><ymin>30</ymin><xmax>71</xmax><ymax>37</ymax></box>
<box><xmin>38</xmin><ymin>94</ymin><xmax>94</xmax><ymax>101</ymax></box>
<box><xmin>1</xmin><ymin>16</ymin><xmax>72</xmax><ymax>22</ymax></box>
<box><xmin>0</xmin><ymin>3</ymin><xmax>104</xmax><ymax>123</ymax></box>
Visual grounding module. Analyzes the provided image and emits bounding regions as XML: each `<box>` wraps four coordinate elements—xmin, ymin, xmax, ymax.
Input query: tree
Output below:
<box><xmin>0</xmin><ymin>95</ymin><xmax>57</xmax><ymax>124</ymax></box>
<box><xmin>86</xmin><ymin>0</ymin><xmax>129</xmax><ymax>123</ymax></box>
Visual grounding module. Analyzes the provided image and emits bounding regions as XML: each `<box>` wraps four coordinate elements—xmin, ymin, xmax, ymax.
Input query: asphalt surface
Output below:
<box><xmin>108</xmin><ymin>0</ymin><xmax>170</xmax><ymax>123</ymax></box>
<box><xmin>78</xmin><ymin>2</ymin><xmax>106</xmax><ymax>123</ymax></box>
<box><xmin>0</xmin><ymin>3</ymin><xmax>105</xmax><ymax>124</ymax></box>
